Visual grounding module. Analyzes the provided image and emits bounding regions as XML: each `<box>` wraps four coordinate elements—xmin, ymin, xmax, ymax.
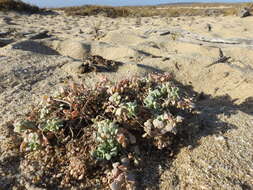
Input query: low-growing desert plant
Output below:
<box><xmin>13</xmin><ymin>73</ymin><xmax>196</xmax><ymax>189</ymax></box>
<box><xmin>92</xmin><ymin>119</ymin><xmax>120</xmax><ymax>160</ymax></box>
<box><xmin>43</xmin><ymin>118</ymin><xmax>63</xmax><ymax>132</ymax></box>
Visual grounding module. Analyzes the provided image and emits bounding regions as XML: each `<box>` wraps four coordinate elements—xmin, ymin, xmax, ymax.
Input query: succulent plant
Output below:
<box><xmin>43</xmin><ymin>118</ymin><xmax>63</xmax><ymax>132</ymax></box>
<box><xmin>115</xmin><ymin>101</ymin><xmax>138</xmax><ymax>119</ymax></box>
<box><xmin>14</xmin><ymin>120</ymin><xmax>36</xmax><ymax>134</ymax></box>
<box><xmin>144</xmin><ymin>82</ymin><xmax>182</xmax><ymax>113</ymax></box>
<box><xmin>92</xmin><ymin>120</ymin><xmax>120</xmax><ymax>160</ymax></box>
<box><xmin>143</xmin><ymin>112</ymin><xmax>184</xmax><ymax>149</ymax></box>
<box><xmin>167</xmin><ymin>86</ymin><xmax>180</xmax><ymax>100</ymax></box>
<box><xmin>160</xmin><ymin>82</ymin><xmax>180</xmax><ymax>100</ymax></box>
<box><xmin>39</xmin><ymin>106</ymin><xmax>51</xmax><ymax>120</ymax></box>
<box><xmin>109</xmin><ymin>92</ymin><xmax>121</xmax><ymax>105</ymax></box>
<box><xmin>24</xmin><ymin>132</ymin><xmax>40</xmax><ymax>151</ymax></box>
<box><xmin>144</xmin><ymin>88</ymin><xmax>162</xmax><ymax>111</ymax></box>
<box><xmin>123</xmin><ymin>102</ymin><xmax>137</xmax><ymax>118</ymax></box>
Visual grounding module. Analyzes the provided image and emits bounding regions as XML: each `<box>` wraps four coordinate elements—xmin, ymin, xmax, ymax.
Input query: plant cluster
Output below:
<box><xmin>13</xmin><ymin>73</ymin><xmax>195</xmax><ymax>189</ymax></box>
<box><xmin>91</xmin><ymin>119</ymin><xmax>120</xmax><ymax>160</ymax></box>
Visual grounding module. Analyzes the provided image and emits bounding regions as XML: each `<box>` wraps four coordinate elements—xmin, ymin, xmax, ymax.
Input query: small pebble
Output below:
<box><xmin>110</xmin><ymin>180</ymin><xmax>122</xmax><ymax>190</ymax></box>
<box><xmin>215</xmin><ymin>135</ymin><xmax>225</xmax><ymax>141</ymax></box>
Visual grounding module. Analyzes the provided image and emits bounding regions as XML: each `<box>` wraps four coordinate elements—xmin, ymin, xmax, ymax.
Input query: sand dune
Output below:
<box><xmin>0</xmin><ymin>9</ymin><xmax>253</xmax><ymax>190</ymax></box>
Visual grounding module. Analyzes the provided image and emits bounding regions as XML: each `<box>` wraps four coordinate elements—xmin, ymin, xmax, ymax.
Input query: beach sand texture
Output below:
<box><xmin>0</xmin><ymin>7</ymin><xmax>253</xmax><ymax>189</ymax></box>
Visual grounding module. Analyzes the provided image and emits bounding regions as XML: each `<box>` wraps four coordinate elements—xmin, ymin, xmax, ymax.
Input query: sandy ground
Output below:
<box><xmin>0</xmin><ymin>10</ymin><xmax>253</xmax><ymax>189</ymax></box>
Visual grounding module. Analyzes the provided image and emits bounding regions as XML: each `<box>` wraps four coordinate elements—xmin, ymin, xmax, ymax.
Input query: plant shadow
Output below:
<box><xmin>138</xmin><ymin>80</ymin><xmax>253</xmax><ymax>189</ymax></box>
<box><xmin>0</xmin><ymin>122</ymin><xmax>23</xmax><ymax>190</ymax></box>
<box><xmin>0</xmin><ymin>155</ymin><xmax>22</xmax><ymax>190</ymax></box>
<box><xmin>137</xmin><ymin>63</ymin><xmax>164</xmax><ymax>73</ymax></box>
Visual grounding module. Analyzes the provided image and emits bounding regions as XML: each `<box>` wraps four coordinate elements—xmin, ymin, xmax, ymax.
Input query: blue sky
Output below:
<box><xmin>22</xmin><ymin>0</ymin><xmax>251</xmax><ymax>8</ymax></box>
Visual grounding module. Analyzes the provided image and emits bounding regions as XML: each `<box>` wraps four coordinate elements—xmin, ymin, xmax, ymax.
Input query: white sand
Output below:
<box><xmin>0</xmin><ymin>10</ymin><xmax>253</xmax><ymax>189</ymax></box>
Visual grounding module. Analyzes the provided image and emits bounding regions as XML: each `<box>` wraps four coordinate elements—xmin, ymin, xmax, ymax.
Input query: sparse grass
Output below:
<box><xmin>60</xmin><ymin>5</ymin><xmax>131</xmax><ymax>18</ymax></box>
<box><xmin>0</xmin><ymin>0</ymin><xmax>41</xmax><ymax>13</ymax></box>
<box><xmin>59</xmin><ymin>3</ymin><xmax>253</xmax><ymax>18</ymax></box>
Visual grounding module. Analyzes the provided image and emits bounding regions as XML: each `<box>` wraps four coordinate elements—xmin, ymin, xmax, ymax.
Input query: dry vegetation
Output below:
<box><xmin>60</xmin><ymin>5</ymin><xmax>131</xmax><ymax>18</ymax></box>
<box><xmin>13</xmin><ymin>73</ymin><xmax>196</xmax><ymax>189</ymax></box>
<box><xmin>60</xmin><ymin>3</ymin><xmax>253</xmax><ymax>18</ymax></box>
<box><xmin>0</xmin><ymin>0</ymin><xmax>40</xmax><ymax>13</ymax></box>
